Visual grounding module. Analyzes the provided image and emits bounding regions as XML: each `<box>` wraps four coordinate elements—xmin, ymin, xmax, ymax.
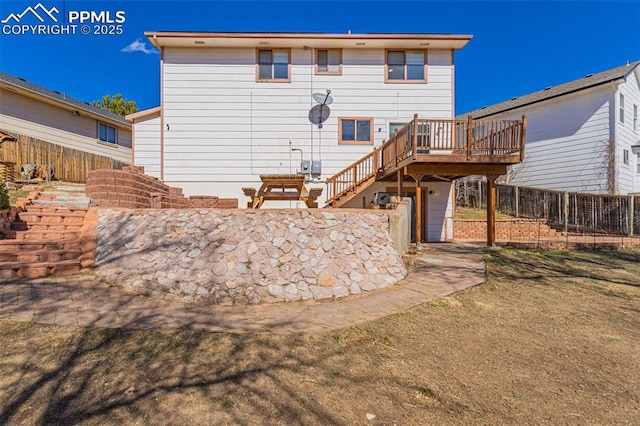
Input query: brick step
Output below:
<box><xmin>0</xmin><ymin>239</ymin><xmax>81</xmax><ymax>251</ymax></box>
<box><xmin>0</xmin><ymin>259</ymin><xmax>82</xmax><ymax>279</ymax></box>
<box><xmin>0</xmin><ymin>249</ymin><xmax>82</xmax><ymax>263</ymax></box>
<box><xmin>31</xmin><ymin>199</ymin><xmax>91</xmax><ymax>208</ymax></box>
<box><xmin>16</xmin><ymin>212</ymin><xmax>86</xmax><ymax>227</ymax></box>
<box><xmin>16</xmin><ymin>224</ymin><xmax>83</xmax><ymax>232</ymax></box>
<box><xmin>3</xmin><ymin>230</ymin><xmax>81</xmax><ymax>240</ymax></box>
<box><xmin>24</xmin><ymin>205</ymin><xmax>89</xmax><ymax>214</ymax></box>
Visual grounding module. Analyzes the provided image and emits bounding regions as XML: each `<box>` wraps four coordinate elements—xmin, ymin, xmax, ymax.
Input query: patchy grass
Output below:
<box><xmin>454</xmin><ymin>207</ymin><xmax>514</xmax><ymax>220</ymax></box>
<box><xmin>0</xmin><ymin>249</ymin><xmax>639</xmax><ymax>424</ymax></box>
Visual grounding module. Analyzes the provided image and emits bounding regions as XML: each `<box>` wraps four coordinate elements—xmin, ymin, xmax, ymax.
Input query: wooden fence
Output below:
<box><xmin>0</xmin><ymin>133</ymin><xmax>128</xmax><ymax>183</ymax></box>
<box><xmin>456</xmin><ymin>180</ymin><xmax>640</xmax><ymax>236</ymax></box>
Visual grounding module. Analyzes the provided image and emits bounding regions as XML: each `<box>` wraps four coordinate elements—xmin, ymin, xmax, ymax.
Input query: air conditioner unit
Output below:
<box><xmin>373</xmin><ymin>192</ymin><xmax>391</xmax><ymax>206</ymax></box>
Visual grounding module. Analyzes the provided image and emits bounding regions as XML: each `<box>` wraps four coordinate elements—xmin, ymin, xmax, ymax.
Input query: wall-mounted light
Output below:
<box><xmin>428</xmin><ymin>190</ymin><xmax>436</xmax><ymax>195</ymax></box>
<box><xmin>72</xmin><ymin>110</ymin><xmax>80</xmax><ymax>116</ymax></box>
<box><xmin>631</xmin><ymin>143</ymin><xmax>640</xmax><ymax>155</ymax></box>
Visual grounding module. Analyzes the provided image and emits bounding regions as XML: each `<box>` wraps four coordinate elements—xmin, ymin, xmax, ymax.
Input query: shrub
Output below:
<box><xmin>0</xmin><ymin>180</ymin><xmax>9</xmax><ymax>209</ymax></box>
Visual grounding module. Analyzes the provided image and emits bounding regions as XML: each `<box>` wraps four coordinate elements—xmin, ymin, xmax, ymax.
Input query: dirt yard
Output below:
<box><xmin>1</xmin><ymin>248</ymin><xmax>639</xmax><ymax>425</ymax></box>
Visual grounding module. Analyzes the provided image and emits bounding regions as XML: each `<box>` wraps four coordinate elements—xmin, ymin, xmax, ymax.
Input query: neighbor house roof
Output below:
<box><xmin>125</xmin><ymin>106</ymin><xmax>161</xmax><ymax>122</ymax></box>
<box><xmin>0</xmin><ymin>72</ymin><xmax>130</xmax><ymax>127</ymax></box>
<box><xmin>146</xmin><ymin>31</ymin><xmax>472</xmax><ymax>50</ymax></box>
<box><xmin>461</xmin><ymin>61</ymin><xmax>640</xmax><ymax>119</ymax></box>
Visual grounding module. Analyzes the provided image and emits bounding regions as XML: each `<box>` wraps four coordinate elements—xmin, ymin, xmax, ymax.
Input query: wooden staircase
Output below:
<box><xmin>325</xmin><ymin>145</ymin><xmax>382</xmax><ymax>208</ymax></box>
<box><xmin>0</xmin><ymin>187</ymin><xmax>90</xmax><ymax>279</ymax></box>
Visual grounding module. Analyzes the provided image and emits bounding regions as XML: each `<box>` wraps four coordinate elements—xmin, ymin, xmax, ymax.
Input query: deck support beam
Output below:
<box><xmin>397</xmin><ymin>169</ymin><xmax>404</xmax><ymax>198</ymax></box>
<box><xmin>486</xmin><ymin>174</ymin><xmax>499</xmax><ymax>247</ymax></box>
<box><xmin>410</xmin><ymin>173</ymin><xmax>425</xmax><ymax>243</ymax></box>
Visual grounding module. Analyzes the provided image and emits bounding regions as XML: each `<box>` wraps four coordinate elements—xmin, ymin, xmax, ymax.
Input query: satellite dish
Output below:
<box><xmin>312</xmin><ymin>92</ymin><xmax>333</xmax><ymax>105</ymax></box>
<box><xmin>308</xmin><ymin>104</ymin><xmax>330</xmax><ymax>125</ymax></box>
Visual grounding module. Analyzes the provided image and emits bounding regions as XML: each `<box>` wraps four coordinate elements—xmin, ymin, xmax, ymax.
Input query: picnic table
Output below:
<box><xmin>242</xmin><ymin>174</ymin><xmax>323</xmax><ymax>208</ymax></box>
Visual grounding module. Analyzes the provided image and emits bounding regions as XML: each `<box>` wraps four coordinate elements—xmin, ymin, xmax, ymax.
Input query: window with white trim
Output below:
<box><xmin>257</xmin><ymin>49</ymin><xmax>290</xmax><ymax>81</ymax></box>
<box><xmin>316</xmin><ymin>49</ymin><xmax>341</xmax><ymax>74</ymax></box>
<box><xmin>623</xmin><ymin>149</ymin><xmax>630</xmax><ymax>166</ymax></box>
<box><xmin>620</xmin><ymin>93</ymin><xmax>625</xmax><ymax>123</ymax></box>
<box><xmin>339</xmin><ymin>118</ymin><xmax>373</xmax><ymax>144</ymax></box>
<box><xmin>386</xmin><ymin>50</ymin><xmax>426</xmax><ymax>82</ymax></box>
<box><xmin>634</xmin><ymin>104</ymin><xmax>638</xmax><ymax>131</ymax></box>
<box><xmin>98</xmin><ymin>122</ymin><xmax>116</xmax><ymax>144</ymax></box>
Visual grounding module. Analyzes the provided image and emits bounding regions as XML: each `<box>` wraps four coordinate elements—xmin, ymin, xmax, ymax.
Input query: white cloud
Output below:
<box><xmin>121</xmin><ymin>39</ymin><xmax>158</xmax><ymax>55</ymax></box>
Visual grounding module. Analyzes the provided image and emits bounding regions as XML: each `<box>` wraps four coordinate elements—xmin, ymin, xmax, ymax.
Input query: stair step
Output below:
<box><xmin>0</xmin><ymin>239</ymin><xmax>81</xmax><ymax>251</ymax></box>
<box><xmin>4</xmin><ymin>230</ymin><xmax>81</xmax><ymax>240</ymax></box>
<box><xmin>31</xmin><ymin>199</ymin><xmax>91</xmax><ymax>208</ymax></box>
<box><xmin>25</xmin><ymin>205</ymin><xmax>89</xmax><ymax>214</ymax></box>
<box><xmin>0</xmin><ymin>259</ymin><xmax>82</xmax><ymax>279</ymax></box>
<box><xmin>0</xmin><ymin>249</ymin><xmax>82</xmax><ymax>263</ymax></box>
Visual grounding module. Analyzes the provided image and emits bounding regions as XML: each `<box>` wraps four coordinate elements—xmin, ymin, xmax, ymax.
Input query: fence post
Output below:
<box><xmin>564</xmin><ymin>191</ymin><xmax>569</xmax><ymax>233</ymax></box>
<box><xmin>515</xmin><ymin>186</ymin><xmax>519</xmax><ymax>218</ymax></box>
<box><xmin>629</xmin><ymin>195</ymin><xmax>635</xmax><ymax>238</ymax></box>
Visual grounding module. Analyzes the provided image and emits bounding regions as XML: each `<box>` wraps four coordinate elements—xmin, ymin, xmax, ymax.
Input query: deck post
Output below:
<box><xmin>520</xmin><ymin>115</ymin><xmax>527</xmax><ymax>161</ymax></box>
<box><xmin>412</xmin><ymin>113</ymin><xmax>419</xmax><ymax>160</ymax></box>
<box><xmin>629</xmin><ymin>195</ymin><xmax>635</xmax><ymax>238</ymax></box>
<box><xmin>486</xmin><ymin>174</ymin><xmax>498</xmax><ymax>247</ymax></box>
<box><xmin>415</xmin><ymin>176</ymin><xmax>422</xmax><ymax>243</ymax></box>
<box><xmin>397</xmin><ymin>169</ymin><xmax>403</xmax><ymax>198</ymax></box>
<box><xmin>466</xmin><ymin>115</ymin><xmax>473</xmax><ymax>160</ymax></box>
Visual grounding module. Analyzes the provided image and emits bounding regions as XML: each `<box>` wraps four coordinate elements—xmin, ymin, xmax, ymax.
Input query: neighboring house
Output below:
<box><xmin>133</xmin><ymin>31</ymin><xmax>525</xmax><ymax>243</ymax></box>
<box><xmin>461</xmin><ymin>61</ymin><xmax>640</xmax><ymax>195</ymax></box>
<box><xmin>0</xmin><ymin>72</ymin><xmax>132</xmax><ymax>165</ymax></box>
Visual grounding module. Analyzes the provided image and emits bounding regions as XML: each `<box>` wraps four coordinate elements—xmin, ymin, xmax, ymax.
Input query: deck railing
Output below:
<box><xmin>326</xmin><ymin>114</ymin><xmax>527</xmax><ymax>206</ymax></box>
<box><xmin>381</xmin><ymin>114</ymin><xmax>527</xmax><ymax>171</ymax></box>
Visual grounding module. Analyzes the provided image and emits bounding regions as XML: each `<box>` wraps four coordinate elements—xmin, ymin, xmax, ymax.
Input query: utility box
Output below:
<box><xmin>311</xmin><ymin>160</ymin><xmax>322</xmax><ymax>177</ymax></box>
<box><xmin>300</xmin><ymin>160</ymin><xmax>311</xmax><ymax>175</ymax></box>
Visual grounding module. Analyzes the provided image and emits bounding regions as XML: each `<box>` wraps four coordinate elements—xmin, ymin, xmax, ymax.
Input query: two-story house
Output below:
<box><xmin>131</xmin><ymin>32</ymin><xmax>526</xmax><ymax>244</ymax></box>
<box><xmin>462</xmin><ymin>61</ymin><xmax>640</xmax><ymax>195</ymax></box>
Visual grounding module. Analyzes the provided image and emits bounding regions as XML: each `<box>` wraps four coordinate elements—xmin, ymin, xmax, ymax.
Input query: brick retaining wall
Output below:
<box><xmin>454</xmin><ymin>219</ymin><xmax>563</xmax><ymax>240</ymax></box>
<box><xmin>86</xmin><ymin>166</ymin><xmax>238</xmax><ymax>209</ymax></box>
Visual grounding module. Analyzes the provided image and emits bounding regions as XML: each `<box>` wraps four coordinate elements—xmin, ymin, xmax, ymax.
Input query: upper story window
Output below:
<box><xmin>386</xmin><ymin>50</ymin><xmax>427</xmax><ymax>83</ymax></box>
<box><xmin>619</xmin><ymin>93</ymin><xmax>625</xmax><ymax>123</ymax></box>
<box><xmin>98</xmin><ymin>122</ymin><xmax>116</xmax><ymax>144</ymax></box>
<box><xmin>257</xmin><ymin>49</ymin><xmax>291</xmax><ymax>82</ymax></box>
<box><xmin>316</xmin><ymin>49</ymin><xmax>342</xmax><ymax>75</ymax></box>
<box><xmin>339</xmin><ymin>117</ymin><xmax>373</xmax><ymax>145</ymax></box>
<box><xmin>634</xmin><ymin>104</ymin><xmax>637</xmax><ymax>131</ymax></box>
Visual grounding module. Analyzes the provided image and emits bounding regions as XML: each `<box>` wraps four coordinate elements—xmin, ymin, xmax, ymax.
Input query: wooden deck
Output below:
<box><xmin>325</xmin><ymin>114</ymin><xmax>527</xmax><ymax>246</ymax></box>
<box><xmin>326</xmin><ymin>114</ymin><xmax>527</xmax><ymax>206</ymax></box>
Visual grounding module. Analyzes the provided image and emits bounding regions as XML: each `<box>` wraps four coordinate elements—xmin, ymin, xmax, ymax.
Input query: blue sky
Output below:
<box><xmin>0</xmin><ymin>0</ymin><xmax>639</xmax><ymax>114</ymax></box>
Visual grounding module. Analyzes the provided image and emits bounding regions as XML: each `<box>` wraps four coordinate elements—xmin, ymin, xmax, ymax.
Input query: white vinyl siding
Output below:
<box><xmin>0</xmin><ymin>88</ymin><xmax>132</xmax><ymax>163</ymax></box>
<box><xmin>160</xmin><ymin>47</ymin><xmax>454</xmax><ymax>201</ymax></box>
<box><xmin>495</xmin><ymin>86</ymin><xmax>613</xmax><ymax>193</ymax></box>
<box><xmin>132</xmin><ymin>110</ymin><xmax>161</xmax><ymax>178</ymax></box>
<box><xmin>616</xmin><ymin>71</ymin><xmax>640</xmax><ymax>193</ymax></box>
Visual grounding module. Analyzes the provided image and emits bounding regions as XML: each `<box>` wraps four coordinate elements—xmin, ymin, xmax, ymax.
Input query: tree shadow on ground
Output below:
<box><xmin>484</xmin><ymin>248</ymin><xmax>640</xmax><ymax>288</ymax></box>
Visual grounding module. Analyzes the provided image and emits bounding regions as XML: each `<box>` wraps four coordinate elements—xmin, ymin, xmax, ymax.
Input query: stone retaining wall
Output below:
<box><xmin>87</xmin><ymin>166</ymin><xmax>238</xmax><ymax>209</ymax></box>
<box><xmin>94</xmin><ymin>209</ymin><xmax>407</xmax><ymax>304</ymax></box>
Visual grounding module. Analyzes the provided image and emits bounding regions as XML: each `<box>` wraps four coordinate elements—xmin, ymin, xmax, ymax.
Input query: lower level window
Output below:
<box><xmin>98</xmin><ymin>122</ymin><xmax>116</xmax><ymax>144</ymax></box>
<box><xmin>339</xmin><ymin>118</ymin><xmax>373</xmax><ymax>144</ymax></box>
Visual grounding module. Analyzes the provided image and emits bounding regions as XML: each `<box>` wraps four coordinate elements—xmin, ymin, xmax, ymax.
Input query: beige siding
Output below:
<box><xmin>0</xmin><ymin>88</ymin><xmax>132</xmax><ymax>164</ymax></box>
<box><xmin>161</xmin><ymin>47</ymin><xmax>454</xmax><ymax>201</ymax></box>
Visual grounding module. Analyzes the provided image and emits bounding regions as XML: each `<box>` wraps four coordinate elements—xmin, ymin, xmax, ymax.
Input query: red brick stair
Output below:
<box><xmin>0</xmin><ymin>188</ymin><xmax>92</xmax><ymax>279</ymax></box>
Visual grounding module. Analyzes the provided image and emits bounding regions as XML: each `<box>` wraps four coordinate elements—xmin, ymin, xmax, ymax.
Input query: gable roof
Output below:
<box><xmin>0</xmin><ymin>72</ymin><xmax>130</xmax><ymax>127</ymax></box>
<box><xmin>461</xmin><ymin>61</ymin><xmax>640</xmax><ymax>119</ymax></box>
